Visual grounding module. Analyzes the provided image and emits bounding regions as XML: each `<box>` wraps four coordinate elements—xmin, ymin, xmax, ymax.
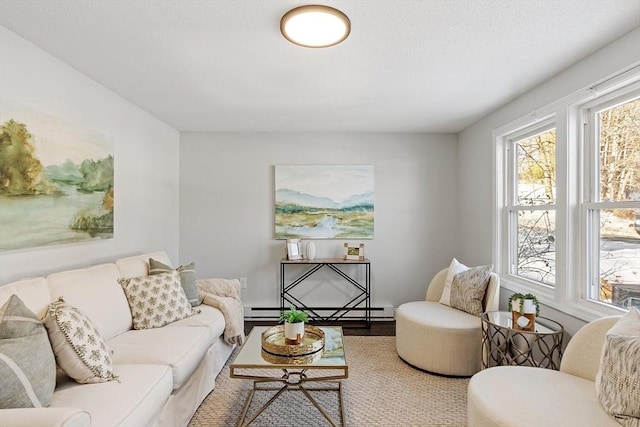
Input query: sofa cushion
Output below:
<box><xmin>46</xmin><ymin>263</ymin><xmax>132</xmax><ymax>340</ymax></box>
<box><xmin>0</xmin><ymin>295</ymin><xmax>56</xmax><ymax>408</ymax></box>
<box><xmin>42</xmin><ymin>297</ymin><xmax>117</xmax><ymax>384</ymax></box>
<box><xmin>118</xmin><ymin>271</ymin><xmax>196</xmax><ymax>330</ymax></box>
<box><xmin>108</xmin><ymin>326</ymin><xmax>212</xmax><ymax>389</ymax></box>
<box><xmin>438</xmin><ymin>258</ymin><xmax>468</xmax><ymax>306</ymax></box>
<box><xmin>52</xmin><ymin>364</ymin><xmax>173</xmax><ymax>427</ymax></box>
<box><xmin>166</xmin><ymin>304</ymin><xmax>226</xmax><ymax>340</ymax></box>
<box><xmin>449</xmin><ymin>265</ymin><xmax>492</xmax><ymax>316</ymax></box>
<box><xmin>596</xmin><ymin>308</ymin><xmax>640</xmax><ymax>426</ymax></box>
<box><xmin>0</xmin><ymin>277</ymin><xmax>51</xmax><ymax>319</ymax></box>
<box><xmin>149</xmin><ymin>258</ymin><xmax>201</xmax><ymax>307</ymax></box>
<box><xmin>468</xmin><ymin>366</ymin><xmax>620</xmax><ymax>426</ymax></box>
<box><xmin>116</xmin><ymin>251</ymin><xmax>172</xmax><ymax>279</ymax></box>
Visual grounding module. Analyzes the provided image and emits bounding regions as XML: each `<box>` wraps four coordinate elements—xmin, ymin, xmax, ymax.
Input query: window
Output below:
<box><xmin>494</xmin><ymin>68</ymin><xmax>640</xmax><ymax>320</ymax></box>
<box><xmin>583</xmin><ymin>94</ymin><xmax>640</xmax><ymax>310</ymax></box>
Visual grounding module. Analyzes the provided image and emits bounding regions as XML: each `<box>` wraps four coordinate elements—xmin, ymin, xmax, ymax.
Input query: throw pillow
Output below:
<box><xmin>149</xmin><ymin>258</ymin><xmax>201</xmax><ymax>307</ymax></box>
<box><xmin>449</xmin><ymin>265</ymin><xmax>493</xmax><ymax>316</ymax></box>
<box><xmin>596</xmin><ymin>307</ymin><xmax>640</xmax><ymax>426</ymax></box>
<box><xmin>0</xmin><ymin>295</ymin><xmax>56</xmax><ymax>409</ymax></box>
<box><xmin>438</xmin><ymin>258</ymin><xmax>468</xmax><ymax>306</ymax></box>
<box><xmin>118</xmin><ymin>270</ymin><xmax>196</xmax><ymax>330</ymax></box>
<box><xmin>42</xmin><ymin>297</ymin><xmax>117</xmax><ymax>384</ymax></box>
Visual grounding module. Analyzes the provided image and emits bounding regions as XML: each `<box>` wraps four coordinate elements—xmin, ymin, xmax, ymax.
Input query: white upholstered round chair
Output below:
<box><xmin>395</xmin><ymin>266</ymin><xmax>500</xmax><ymax>376</ymax></box>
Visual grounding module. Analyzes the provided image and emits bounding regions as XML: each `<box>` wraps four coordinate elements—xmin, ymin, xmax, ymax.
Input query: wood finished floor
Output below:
<box><xmin>244</xmin><ymin>320</ymin><xmax>396</xmax><ymax>336</ymax></box>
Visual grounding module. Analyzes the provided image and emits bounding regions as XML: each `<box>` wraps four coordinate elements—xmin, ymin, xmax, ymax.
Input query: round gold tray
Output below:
<box><xmin>261</xmin><ymin>324</ymin><xmax>325</xmax><ymax>357</ymax></box>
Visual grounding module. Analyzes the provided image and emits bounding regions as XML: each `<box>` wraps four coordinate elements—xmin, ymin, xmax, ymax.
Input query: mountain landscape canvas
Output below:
<box><xmin>275</xmin><ymin>165</ymin><xmax>374</xmax><ymax>239</ymax></box>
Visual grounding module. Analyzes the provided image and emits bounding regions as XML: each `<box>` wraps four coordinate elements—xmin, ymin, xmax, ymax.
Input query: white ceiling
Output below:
<box><xmin>0</xmin><ymin>1</ymin><xmax>639</xmax><ymax>133</ymax></box>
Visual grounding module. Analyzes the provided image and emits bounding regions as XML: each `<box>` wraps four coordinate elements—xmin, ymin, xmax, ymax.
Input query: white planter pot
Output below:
<box><xmin>522</xmin><ymin>299</ymin><xmax>537</xmax><ymax>314</ymax></box>
<box><xmin>284</xmin><ymin>322</ymin><xmax>305</xmax><ymax>342</ymax></box>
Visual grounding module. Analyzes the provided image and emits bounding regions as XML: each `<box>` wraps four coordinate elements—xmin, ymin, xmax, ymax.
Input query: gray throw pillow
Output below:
<box><xmin>149</xmin><ymin>258</ymin><xmax>201</xmax><ymax>306</ymax></box>
<box><xmin>596</xmin><ymin>308</ymin><xmax>640</xmax><ymax>426</ymax></box>
<box><xmin>449</xmin><ymin>265</ymin><xmax>493</xmax><ymax>316</ymax></box>
<box><xmin>0</xmin><ymin>294</ymin><xmax>56</xmax><ymax>408</ymax></box>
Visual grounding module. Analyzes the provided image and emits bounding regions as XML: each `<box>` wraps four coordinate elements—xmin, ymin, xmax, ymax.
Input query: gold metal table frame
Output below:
<box><xmin>230</xmin><ymin>326</ymin><xmax>348</xmax><ymax>427</ymax></box>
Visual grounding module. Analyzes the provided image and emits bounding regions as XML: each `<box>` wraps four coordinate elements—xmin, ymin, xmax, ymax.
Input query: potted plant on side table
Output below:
<box><xmin>280</xmin><ymin>305</ymin><xmax>308</xmax><ymax>345</ymax></box>
<box><xmin>508</xmin><ymin>293</ymin><xmax>540</xmax><ymax>331</ymax></box>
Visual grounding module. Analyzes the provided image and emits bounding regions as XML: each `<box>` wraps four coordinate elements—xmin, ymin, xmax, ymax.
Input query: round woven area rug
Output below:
<box><xmin>189</xmin><ymin>336</ymin><xmax>468</xmax><ymax>427</ymax></box>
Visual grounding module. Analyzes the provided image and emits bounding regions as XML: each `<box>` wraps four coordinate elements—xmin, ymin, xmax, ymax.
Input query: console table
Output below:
<box><xmin>280</xmin><ymin>258</ymin><xmax>371</xmax><ymax>327</ymax></box>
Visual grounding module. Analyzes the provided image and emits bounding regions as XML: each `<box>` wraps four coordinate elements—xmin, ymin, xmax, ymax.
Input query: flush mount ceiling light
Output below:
<box><xmin>280</xmin><ymin>5</ymin><xmax>351</xmax><ymax>48</ymax></box>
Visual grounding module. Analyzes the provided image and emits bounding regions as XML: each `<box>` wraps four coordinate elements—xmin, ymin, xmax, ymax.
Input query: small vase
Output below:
<box><xmin>305</xmin><ymin>241</ymin><xmax>316</xmax><ymax>260</ymax></box>
<box><xmin>284</xmin><ymin>321</ymin><xmax>305</xmax><ymax>344</ymax></box>
<box><xmin>511</xmin><ymin>299</ymin><xmax>536</xmax><ymax>331</ymax></box>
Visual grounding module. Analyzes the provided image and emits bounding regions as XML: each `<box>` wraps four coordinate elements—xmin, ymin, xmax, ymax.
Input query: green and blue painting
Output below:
<box><xmin>0</xmin><ymin>99</ymin><xmax>114</xmax><ymax>251</ymax></box>
<box><xmin>275</xmin><ymin>165</ymin><xmax>374</xmax><ymax>239</ymax></box>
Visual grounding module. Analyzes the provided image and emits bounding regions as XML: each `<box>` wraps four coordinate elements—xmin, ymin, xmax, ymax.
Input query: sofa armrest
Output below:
<box><xmin>0</xmin><ymin>408</ymin><xmax>91</xmax><ymax>427</ymax></box>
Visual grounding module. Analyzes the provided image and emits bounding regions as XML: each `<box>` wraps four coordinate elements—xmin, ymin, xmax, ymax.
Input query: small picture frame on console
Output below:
<box><xmin>343</xmin><ymin>243</ymin><xmax>364</xmax><ymax>261</ymax></box>
<box><xmin>286</xmin><ymin>239</ymin><xmax>303</xmax><ymax>260</ymax></box>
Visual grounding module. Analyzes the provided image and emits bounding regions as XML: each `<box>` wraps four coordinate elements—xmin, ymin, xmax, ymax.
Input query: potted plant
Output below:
<box><xmin>508</xmin><ymin>293</ymin><xmax>540</xmax><ymax>331</ymax></box>
<box><xmin>280</xmin><ymin>305</ymin><xmax>308</xmax><ymax>344</ymax></box>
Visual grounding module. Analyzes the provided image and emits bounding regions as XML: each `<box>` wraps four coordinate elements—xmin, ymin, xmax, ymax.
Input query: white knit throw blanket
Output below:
<box><xmin>197</xmin><ymin>278</ymin><xmax>245</xmax><ymax>345</ymax></box>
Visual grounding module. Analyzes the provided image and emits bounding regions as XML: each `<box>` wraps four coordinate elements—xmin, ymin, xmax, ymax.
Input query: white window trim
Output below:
<box><xmin>493</xmin><ymin>64</ymin><xmax>640</xmax><ymax>323</ymax></box>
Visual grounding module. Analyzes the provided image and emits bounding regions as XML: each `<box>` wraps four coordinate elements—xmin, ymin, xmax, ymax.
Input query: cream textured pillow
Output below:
<box><xmin>596</xmin><ymin>308</ymin><xmax>640</xmax><ymax>426</ymax></box>
<box><xmin>42</xmin><ymin>297</ymin><xmax>117</xmax><ymax>384</ymax></box>
<box><xmin>118</xmin><ymin>270</ymin><xmax>196</xmax><ymax>330</ymax></box>
<box><xmin>449</xmin><ymin>265</ymin><xmax>492</xmax><ymax>316</ymax></box>
<box><xmin>439</xmin><ymin>258</ymin><xmax>468</xmax><ymax>306</ymax></box>
<box><xmin>149</xmin><ymin>258</ymin><xmax>201</xmax><ymax>307</ymax></box>
<box><xmin>0</xmin><ymin>295</ymin><xmax>56</xmax><ymax>408</ymax></box>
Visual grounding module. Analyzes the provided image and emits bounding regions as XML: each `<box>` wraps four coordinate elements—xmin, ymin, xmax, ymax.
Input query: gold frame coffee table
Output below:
<box><xmin>230</xmin><ymin>326</ymin><xmax>348</xmax><ymax>427</ymax></box>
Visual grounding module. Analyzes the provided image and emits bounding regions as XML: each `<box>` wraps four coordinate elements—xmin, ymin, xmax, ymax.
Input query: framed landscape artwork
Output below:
<box><xmin>0</xmin><ymin>99</ymin><xmax>114</xmax><ymax>251</ymax></box>
<box><xmin>275</xmin><ymin>164</ymin><xmax>374</xmax><ymax>239</ymax></box>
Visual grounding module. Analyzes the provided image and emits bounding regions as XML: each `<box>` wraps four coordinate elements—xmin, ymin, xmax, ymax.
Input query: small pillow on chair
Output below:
<box><xmin>449</xmin><ymin>265</ymin><xmax>492</xmax><ymax>316</ymax></box>
<box><xmin>439</xmin><ymin>258</ymin><xmax>468</xmax><ymax>306</ymax></box>
<box><xmin>596</xmin><ymin>307</ymin><xmax>640</xmax><ymax>426</ymax></box>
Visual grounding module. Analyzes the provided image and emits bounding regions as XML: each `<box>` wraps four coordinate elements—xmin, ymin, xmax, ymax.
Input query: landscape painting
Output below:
<box><xmin>275</xmin><ymin>164</ymin><xmax>374</xmax><ymax>239</ymax></box>
<box><xmin>0</xmin><ymin>99</ymin><xmax>114</xmax><ymax>251</ymax></box>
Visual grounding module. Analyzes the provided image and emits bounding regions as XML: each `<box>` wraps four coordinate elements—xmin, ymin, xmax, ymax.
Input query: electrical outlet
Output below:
<box><xmin>239</xmin><ymin>277</ymin><xmax>247</xmax><ymax>289</ymax></box>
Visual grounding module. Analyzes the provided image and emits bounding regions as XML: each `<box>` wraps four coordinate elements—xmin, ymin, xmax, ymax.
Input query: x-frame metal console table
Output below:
<box><xmin>280</xmin><ymin>258</ymin><xmax>371</xmax><ymax>327</ymax></box>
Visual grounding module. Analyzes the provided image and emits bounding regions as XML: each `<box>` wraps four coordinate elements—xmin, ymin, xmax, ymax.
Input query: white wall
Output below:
<box><xmin>179</xmin><ymin>132</ymin><xmax>459</xmax><ymax>312</ymax></box>
<box><xmin>0</xmin><ymin>27</ymin><xmax>180</xmax><ymax>284</ymax></box>
<box><xmin>457</xmin><ymin>27</ymin><xmax>640</xmax><ymax>335</ymax></box>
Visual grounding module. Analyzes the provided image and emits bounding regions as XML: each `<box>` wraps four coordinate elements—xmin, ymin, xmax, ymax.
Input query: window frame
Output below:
<box><xmin>493</xmin><ymin>66</ymin><xmax>640</xmax><ymax>322</ymax></box>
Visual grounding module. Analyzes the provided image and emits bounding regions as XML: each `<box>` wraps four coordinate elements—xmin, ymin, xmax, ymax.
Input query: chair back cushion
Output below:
<box><xmin>425</xmin><ymin>268</ymin><xmax>448</xmax><ymax>302</ymax></box>
<box><xmin>482</xmin><ymin>272</ymin><xmax>500</xmax><ymax>311</ymax></box>
<box><xmin>560</xmin><ymin>316</ymin><xmax>621</xmax><ymax>380</ymax></box>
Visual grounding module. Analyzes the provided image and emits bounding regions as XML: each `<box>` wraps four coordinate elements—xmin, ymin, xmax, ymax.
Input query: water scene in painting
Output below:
<box><xmin>0</xmin><ymin>99</ymin><xmax>114</xmax><ymax>251</ymax></box>
<box><xmin>275</xmin><ymin>165</ymin><xmax>374</xmax><ymax>239</ymax></box>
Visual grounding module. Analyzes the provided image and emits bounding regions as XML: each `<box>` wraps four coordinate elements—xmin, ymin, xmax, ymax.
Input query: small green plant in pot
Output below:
<box><xmin>508</xmin><ymin>293</ymin><xmax>540</xmax><ymax>331</ymax></box>
<box><xmin>280</xmin><ymin>306</ymin><xmax>308</xmax><ymax>344</ymax></box>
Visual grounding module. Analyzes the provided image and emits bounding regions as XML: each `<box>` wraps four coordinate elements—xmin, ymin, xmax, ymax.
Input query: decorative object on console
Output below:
<box><xmin>280</xmin><ymin>305</ymin><xmax>309</xmax><ymax>344</ymax></box>
<box><xmin>0</xmin><ymin>294</ymin><xmax>56</xmax><ymax>408</ymax></box>
<box><xmin>509</xmin><ymin>293</ymin><xmax>540</xmax><ymax>331</ymax></box>
<box><xmin>286</xmin><ymin>238</ymin><xmax>303</xmax><ymax>260</ymax></box>
<box><xmin>596</xmin><ymin>307</ymin><xmax>640</xmax><ymax>426</ymax></box>
<box><xmin>343</xmin><ymin>243</ymin><xmax>365</xmax><ymax>261</ymax></box>
<box><xmin>305</xmin><ymin>240</ymin><xmax>317</xmax><ymax>260</ymax></box>
<box><xmin>118</xmin><ymin>270</ymin><xmax>196</xmax><ymax>330</ymax></box>
<box><xmin>42</xmin><ymin>297</ymin><xmax>117</xmax><ymax>384</ymax></box>
<box><xmin>0</xmin><ymin>98</ymin><xmax>114</xmax><ymax>252</ymax></box>
<box><xmin>148</xmin><ymin>258</ymin><xmax>201</xmax><ymax>307</ymax></box>
<box><xmin>275</xmin><ymin>164</ymin><xmax>374</xmax><ymax>239</ymax></box>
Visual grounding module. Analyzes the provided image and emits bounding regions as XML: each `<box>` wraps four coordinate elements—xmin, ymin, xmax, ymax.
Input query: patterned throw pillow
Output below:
<box><xmin>149</xmin><ymin>258</ymin><xmax>201</xmax><ymax>307</ymax></box>
<box><xmin>118</xmin><ymin>270</ymin><xmax>196</xmax><ymax>330</ymax></box>
<box><xmin>0</xmin><ymin>295</ymin><xmax>56</xmax><ymax>408</ymax></box>
<box><xmin>449</xmin><ymin>265</ymin><xmax>493</xmax><ymax>316</ymax></box>
<box><xmin>596</xmin><ymin>308</ymin><xmax>640</xmax><ymax>426</ymax></box>
<box><xmin>438</xmin><ymin>258</ymin><xmax>468</xmax><ymax>306</ymax></box>
<box><xmin>42</xmin><ymin>297</ymin><xmax>117</xmax><ymax>384</ymax></box>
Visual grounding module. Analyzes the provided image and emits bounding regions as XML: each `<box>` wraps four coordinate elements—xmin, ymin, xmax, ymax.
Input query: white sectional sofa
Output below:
<box><xmin>0</xmin><ymin>251</ymin><xmax>237</xmax><ymax>427</ymax></box>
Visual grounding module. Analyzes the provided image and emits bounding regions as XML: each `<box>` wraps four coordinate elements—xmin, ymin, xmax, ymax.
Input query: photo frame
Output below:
<box><xmin>343</xmin><ymin>243</ymin><xmax>365</xmax><ymax>261</ymax></box>
<box><xmin>286</xmin><ymin>239</ymin><xmax>303</xmax><ymax>260</ymax></box>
